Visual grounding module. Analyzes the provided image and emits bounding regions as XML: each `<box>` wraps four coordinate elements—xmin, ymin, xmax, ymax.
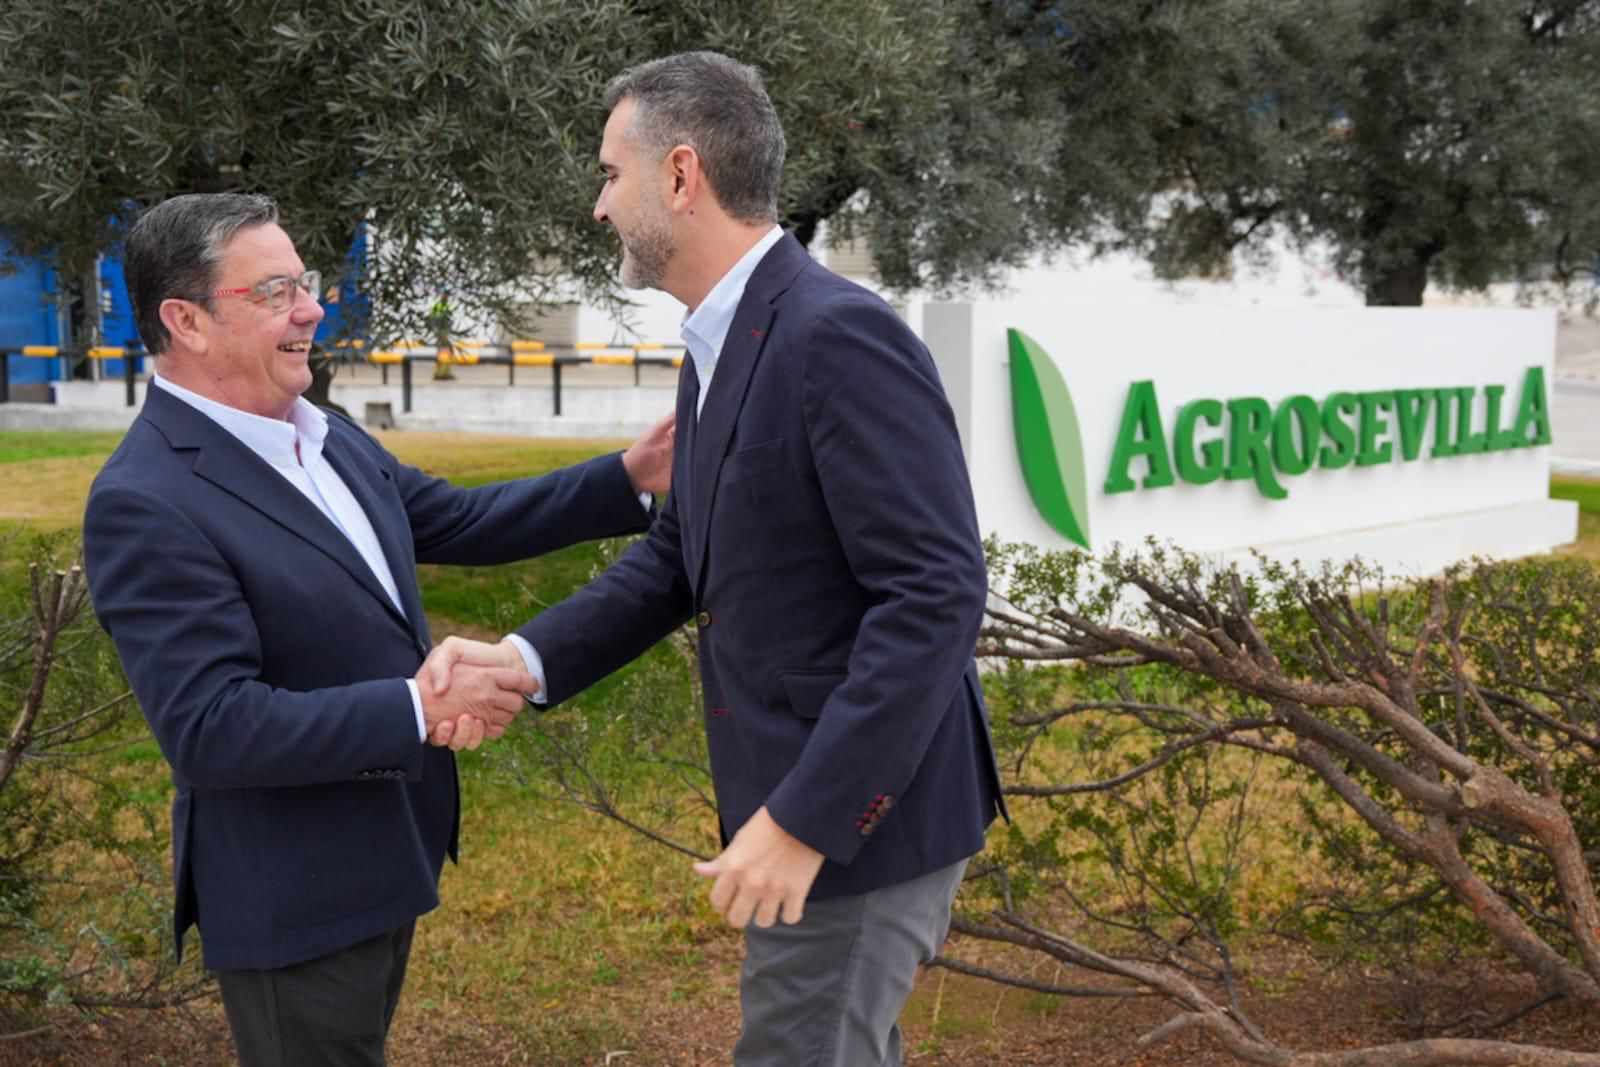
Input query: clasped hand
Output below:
<box><xmin>416</xmin><ymin>637</ymin><xmax>531</xmax><ymax>752</ymax></box>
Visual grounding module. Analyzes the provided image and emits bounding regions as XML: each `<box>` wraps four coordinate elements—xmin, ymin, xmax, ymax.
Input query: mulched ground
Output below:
<box><xmin>6</xmin><ymin>940</ymin><xmax>1599</xmax><ymax>1066</ymax></box>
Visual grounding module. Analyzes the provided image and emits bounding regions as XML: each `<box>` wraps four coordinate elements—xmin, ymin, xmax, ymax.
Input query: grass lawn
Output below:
<box><xmin>4</xmin><ymin>430</ymin><xmax>1599</xmax><ymax>1064</ymax></box>
<box><xmin>1551</xmin><ymin>474</ymin><xmax>1600</xmax><ymax>560</ymax></box>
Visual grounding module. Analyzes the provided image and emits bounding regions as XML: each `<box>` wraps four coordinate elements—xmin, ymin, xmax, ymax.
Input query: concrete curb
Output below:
<box><xmin>1552</xmin><ymin>457</ymin><xmax>1600</xmax><ymax>479</ymax></box>
<box><xmin>0</xmin><ymin>404</ymin><xmax>138</xmax><ymax>432</ymax></box>
<box><xmin>0</xmin><ymin>401</ymin><xmax>653</xmax><ymax>439</ymax></box>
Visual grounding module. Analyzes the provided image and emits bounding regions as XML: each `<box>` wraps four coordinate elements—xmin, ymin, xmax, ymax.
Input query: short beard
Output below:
<box><xmin>619</xmin><ymin>192</ymin><xmax>675</xmax><ymax>291</ymax></box>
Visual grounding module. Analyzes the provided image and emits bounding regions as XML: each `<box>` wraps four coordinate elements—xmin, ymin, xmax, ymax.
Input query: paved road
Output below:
<box><xmin>1554</xmin><ymin>315</ymin><xmax>1600</xmax><ymax>472</ymax></box>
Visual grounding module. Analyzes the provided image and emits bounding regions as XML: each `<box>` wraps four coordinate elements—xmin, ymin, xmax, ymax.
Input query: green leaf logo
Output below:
<box><xmin>1007</xmin><ymin>328</ymin><xmax>1091</xmax><ymax>549</ymax></box>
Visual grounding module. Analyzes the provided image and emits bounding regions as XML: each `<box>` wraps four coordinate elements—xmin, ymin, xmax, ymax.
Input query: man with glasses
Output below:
<box><xmin>83</xmin><ymin>192</ymin><xmax>673</xmax><ymax>1065</ymax></box>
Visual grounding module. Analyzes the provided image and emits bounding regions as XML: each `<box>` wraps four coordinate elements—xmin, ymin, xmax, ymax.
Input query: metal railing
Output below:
<box><xmin>0</xmin><ymin>341</ymin><xmax>685</xmax><ymax>417</ymax></box>
<box><xmin>355</xmin><ymin>340</ymin><xmax>683</xmax><ymax>416</ymax></box>
<box><xmin>0</xmin><ymin>346</ymin><xmax>141</xmax><ymax>406</ymax></box>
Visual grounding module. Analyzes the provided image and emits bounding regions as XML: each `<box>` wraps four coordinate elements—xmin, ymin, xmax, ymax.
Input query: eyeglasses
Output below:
<box><xmin>207</xmin><ymin>270</ymin><xmax>322</xmax><ymax>313</ymax></box>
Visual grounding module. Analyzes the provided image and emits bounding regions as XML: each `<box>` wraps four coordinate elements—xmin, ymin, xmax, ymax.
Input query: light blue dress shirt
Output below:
<box><xmin>681</xmin><ymin>225</ymin><xmax>785</xmax><ymax>417</ymax></box>
<box><xmin>508</xmin><ymin>224</ymin><xmax>786</xmax><ymax>695</ymax></box>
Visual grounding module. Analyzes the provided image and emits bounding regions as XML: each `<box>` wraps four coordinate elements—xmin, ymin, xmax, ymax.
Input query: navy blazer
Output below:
<box><xmin>518</xmin><ymin>235</ymin><xmax>1006</xmax><ymax>898</ymax></box>
<box><xmin>83</xmin><ymin>386</ymin><xmax>650</xmax><ymax>970</ymax></box>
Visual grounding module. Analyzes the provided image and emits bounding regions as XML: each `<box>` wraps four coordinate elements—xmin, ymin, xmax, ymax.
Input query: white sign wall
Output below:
<box><xmin>922</xmin><ymin>304</ymin><xmax>1577</xmax><ymax>577</ymax></box>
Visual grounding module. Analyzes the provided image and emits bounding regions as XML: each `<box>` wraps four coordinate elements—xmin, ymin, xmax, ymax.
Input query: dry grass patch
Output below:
<box><xmin>0</xmin><ymin>429</ymin><xmax>632</xmax><ymax>525</ymax></box>
<box><xmin>0</xmin><ymin>455</ymin><xmax>113</xmax><ymax>525</ymax></box>
<box><xmin>373</xmin><ymin>431</ymin><xmax>631</xmax><ymax>488</ymax></box>
<box><xmin>397</xmin><ymin>772</ymin><xmax>743</xmax><ymax>1060</ymax></box>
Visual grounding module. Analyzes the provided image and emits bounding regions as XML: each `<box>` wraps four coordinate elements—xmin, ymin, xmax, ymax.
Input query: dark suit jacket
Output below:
<box><xmin>83</xmin><ymin>386</ymin><xmax>650</xmax><ymax>970</ymax></box>
<box><xmin>518</xmin><ymin>234</ymin><xmax>1006</xmax><ymax>898</ymax></box>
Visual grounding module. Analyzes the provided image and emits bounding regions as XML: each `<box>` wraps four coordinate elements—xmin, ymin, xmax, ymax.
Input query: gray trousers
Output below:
<box><xmin>734</xmin><ymin>859</ymin><xmax>967</xmax><ymax>1067</ymax></box>
<box><xmin>213</xmin><ymin>920</ymin><xmax>415</xmax><ymax>1067</ymax></box>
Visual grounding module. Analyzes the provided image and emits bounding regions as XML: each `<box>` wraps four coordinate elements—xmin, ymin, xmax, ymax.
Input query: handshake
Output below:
<box><xmin>413</xmin><ymin>637</ymin><xmax>530</xmax><ymax>752</ymax></box>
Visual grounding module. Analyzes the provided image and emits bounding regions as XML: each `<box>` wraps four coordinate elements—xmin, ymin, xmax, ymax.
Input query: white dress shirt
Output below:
<box><xmin>151</xmin><ymin>374</ymin><xmax>428</xmax><ymax>739</ymax></box>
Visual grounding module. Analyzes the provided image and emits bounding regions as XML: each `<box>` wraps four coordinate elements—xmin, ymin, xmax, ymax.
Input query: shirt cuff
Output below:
<box><xmin>406</xmin><ymin>679</ymin><xmax>426</xmax><ymax>742</ymax></box>
<box><xmin>504</xmin><ymin>633</ymin><xmax>548</xmax><ymax>704</ymax></box>
<box><xmin>638</xmin><ymin>490</ymin><xmax>653</xmax><ymax>511</ymax></box>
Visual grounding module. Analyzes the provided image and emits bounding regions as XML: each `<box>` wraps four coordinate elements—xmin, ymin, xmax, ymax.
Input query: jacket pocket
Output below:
<box><xmin>778</xmin><ymin>669</ymin><xmax>848</xmax><ymax>720</ymax></box>
<box><xmin>720</xmin><ymin>438</ymin><xmax>785</xmax><ymax>485</ymax></box>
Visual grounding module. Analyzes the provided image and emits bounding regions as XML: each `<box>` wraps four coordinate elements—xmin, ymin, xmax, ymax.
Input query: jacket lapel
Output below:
<box><xmin>674</xmin><ymin>359</ymin><xmax>704</xmax><ymax>588</ymax></box>
<box><xmin>320</xmin><ymin>425</ymin><xmax>424</xmax><ymax>631</ymax></box>
<box><xmin>685</xmin><ymin>234</ymin><xmax>810</xmax><ymax>592</ymax></box>
<box><xmin>144</xmin><ymin>389</ymin><xmax>413</xmax><ymax>628</ymax></box>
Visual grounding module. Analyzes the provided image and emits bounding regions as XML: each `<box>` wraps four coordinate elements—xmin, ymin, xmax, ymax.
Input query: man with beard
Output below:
<box><xmin>428</xmin><ymin>52</ymin><xmax>1005</xmax><ymax>1066</ymax></box>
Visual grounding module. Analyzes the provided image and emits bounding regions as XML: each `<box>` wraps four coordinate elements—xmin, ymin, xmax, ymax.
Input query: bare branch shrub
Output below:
<box><xmin>948</xmin><ymin>540</ymin><xmax>1600</xmax><ymax>1065</ymax></box>
<box><xmin>0</xmin><ymin>532</ymin><xmax>208</xmax><ymax>1038</ymax></box>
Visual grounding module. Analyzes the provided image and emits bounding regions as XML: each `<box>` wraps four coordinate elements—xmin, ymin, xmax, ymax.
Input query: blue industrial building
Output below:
<box><xmin>0</xmin><ymin>237</ymin><xmax>141</xmax><ymax>387</ymax></box>
<box><xmin>2</xmin><ymin>232</ymin><xmax>357</xmax><ymax>395</ymax></box>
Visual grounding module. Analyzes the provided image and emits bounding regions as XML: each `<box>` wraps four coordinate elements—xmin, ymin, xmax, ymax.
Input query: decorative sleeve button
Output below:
<box><xmin>857</xmin><ymin>793</ymin><xmax>895</xmax><ymax>836</ymax></box>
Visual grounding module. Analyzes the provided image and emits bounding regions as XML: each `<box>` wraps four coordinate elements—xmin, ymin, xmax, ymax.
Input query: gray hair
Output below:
<box><xmin>124</xmin><ymin>193</ymin><xmax>279</xmax><ymax>354</ymax></box>
<box><xmin>604</xmin><ymin>52</ymin><xmax>786</xmax><ymax>224</ymax></box>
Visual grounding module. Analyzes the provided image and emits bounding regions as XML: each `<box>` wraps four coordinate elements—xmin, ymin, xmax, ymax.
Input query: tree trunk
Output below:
<box><xmin>788</xmin><ymin>210</ymin><xmax>823</xmax><ymax>250</ymax></box>
<box><xmin>305</xmin><ymin>351</ymin><xmax>349</xmax><ymax>418</ymax></box>
<box><xmin>785</xmin><ymin>168</ymin><xmax>863</xmax><ymax>249</ymax></box>
<box><xmin>1364</xmin><ymin>256</ymin><xmax>1430</xmax><ymax>306</ymax></box>
<box><xmin>63</xmin><ymin>262</ymin><xmax>104</xmax><ymax>380</ymax></box>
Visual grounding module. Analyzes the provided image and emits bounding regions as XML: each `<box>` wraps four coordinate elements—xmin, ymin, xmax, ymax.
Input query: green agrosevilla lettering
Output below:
<box><xmin>1103</xmin><ymin>381</ymin><xmax>1174</xmax><ymax>492</ymax></box>
<box><xmin>1223</xmin><ymin>397</ymin><xmax>1285</xmax><ymax>499</ymax></box>
<box><xmin>1103</xmin><ymin>366</ymin><xmax>1553</xmax><ymax>501</ymax></box>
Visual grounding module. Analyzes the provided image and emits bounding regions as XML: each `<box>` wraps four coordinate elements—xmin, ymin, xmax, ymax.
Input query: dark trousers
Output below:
<box><xmin>213</xmin><ymin>920</ymin><xmax>416</xmax><ymax>1067</ymax></box>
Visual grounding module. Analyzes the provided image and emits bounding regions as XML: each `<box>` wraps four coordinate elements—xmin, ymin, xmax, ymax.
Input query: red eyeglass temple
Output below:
<box><xmin>211</xmin><ymin>273</ymin><xmax>319</xmax><ymax>298</ymax></box>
